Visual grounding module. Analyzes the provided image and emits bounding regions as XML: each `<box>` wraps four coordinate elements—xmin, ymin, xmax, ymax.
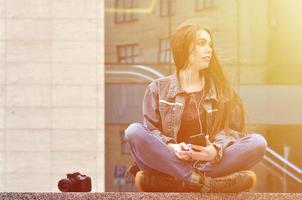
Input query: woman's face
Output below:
<box><xmin>188</xmin><ymin>29</ymin><xmax>213</xmax><ymax>71</ymax></box>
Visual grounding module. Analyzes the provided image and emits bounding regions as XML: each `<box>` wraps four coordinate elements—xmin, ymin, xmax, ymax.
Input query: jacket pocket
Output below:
<box><xmin>158</xmin><ymin>99</ymin><xmax>180</xmax><ymax>137</ymax></box>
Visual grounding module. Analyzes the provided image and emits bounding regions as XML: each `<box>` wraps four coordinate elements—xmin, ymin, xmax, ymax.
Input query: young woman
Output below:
<box><xmin>125</xmin><ymin>19</ymin><xmax>267</xmax><ymax>192</ymax></box>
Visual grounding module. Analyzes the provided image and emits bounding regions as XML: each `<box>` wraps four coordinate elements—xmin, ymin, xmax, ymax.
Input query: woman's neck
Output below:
<box><xmin>179</xmin><ymin>67</ymin><xmax>204</xmax><ymax>93</ymax></box>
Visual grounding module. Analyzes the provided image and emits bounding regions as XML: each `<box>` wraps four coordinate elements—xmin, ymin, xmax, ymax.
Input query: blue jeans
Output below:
<box><xmin>125</xmin><ymin>123</ymin><xmax>267</xmax><ymax>182</ymax></box>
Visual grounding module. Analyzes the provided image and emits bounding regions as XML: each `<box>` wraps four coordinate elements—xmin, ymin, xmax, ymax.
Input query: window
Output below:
<box><xmin>158</xmin><ymin>38</ymin><xmax>172</xmax><ymax>63</ymax></box>
<box><xmin>160</xmin><ymin>0</ymin><xmax>176</xmax><ymax>17</ymax></box>
<box><xmin>117</xmin><ymin>44</ymin><xmax>139</xmax><ymax>63</ymax></box>
<box><xmin>115</xmin><ymin>0</ymin><xmax>138</xmax><ymax>23</ymax></box>
<box><xmin>120</xmin><ymin>131</ymin><xmax>129</xmax><ymax>154</ymax></box>
<box><xmin>195</xmin><ymin>0</ymin><xmax>215</xmax><ymax>11</ymax></box>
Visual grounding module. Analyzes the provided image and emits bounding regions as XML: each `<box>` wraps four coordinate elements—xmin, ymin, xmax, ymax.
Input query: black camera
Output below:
<box><xmin>58</xmin><ymin>172</ymin><xmax>91</xmax><ymax>192</ymax></box>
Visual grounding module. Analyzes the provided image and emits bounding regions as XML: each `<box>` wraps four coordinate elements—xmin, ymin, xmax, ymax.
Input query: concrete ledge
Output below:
<box><xmin>1</xmin><ymin>192</ymin><xmax>302</xmax><ymax>200</ymax></box>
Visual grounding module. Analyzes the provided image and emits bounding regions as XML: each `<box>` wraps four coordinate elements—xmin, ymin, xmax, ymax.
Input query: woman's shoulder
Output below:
<box><xmin>148</xmin><ymin>74</ymin><xmax>175</xmax><ymax>88</ymax></box>
<box><xmin>145</xmin><ymin>74</ymin><xmax>177</xmax><ymax>98</ymax></box>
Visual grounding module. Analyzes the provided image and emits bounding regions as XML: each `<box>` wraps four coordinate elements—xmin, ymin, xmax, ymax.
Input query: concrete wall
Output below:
<box><xmin>0</xmin><ymin>0</ymin><xmax>104</xmax><ymax>192</ymax></box>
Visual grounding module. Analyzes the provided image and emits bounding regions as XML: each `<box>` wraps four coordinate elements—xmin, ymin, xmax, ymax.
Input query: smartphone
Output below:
<box><xmin>189</xmin><ymin>133</ymin><xmax>207</xmax><ymax>147</ymax></box>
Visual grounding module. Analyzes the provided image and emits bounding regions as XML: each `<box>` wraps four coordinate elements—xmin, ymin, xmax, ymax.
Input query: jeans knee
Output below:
<box><xmin>249</xmin><ymin>133</ymin><xmax>267</xmax><ymax>155</ymax></box>
<box><xmin>124</xmin><ymin>123</ymin><xmax>144</xmax><ymax>142</ymax></box>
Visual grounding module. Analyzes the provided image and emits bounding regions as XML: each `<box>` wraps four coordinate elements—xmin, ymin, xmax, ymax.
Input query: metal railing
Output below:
<box><xmin>263</xmin><ymin>147</ymin><xmax>301</xmax><ymax>184</ymax></box>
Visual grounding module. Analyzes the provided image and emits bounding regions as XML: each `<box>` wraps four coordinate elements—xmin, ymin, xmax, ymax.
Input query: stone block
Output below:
<box><xmin>52</xmin><ymin>108</ymin><xmax>97</xmax><ymax>129</ymax></box>
<box><xmin>0</xmin><ymin>0</ymin><xmax>4</xmax><ymax>18</ymax></box>
<box><xmin>0</xmin><ymin>85</ymin><xmax>4</xmax><ymax>106</ymax></box>
<box><xmin>0</xmin><ymin>130</ymin><xmax>4</xmax><ymax>152</ymax></box>
<box><xmin>6</xmin><ymin>63</ymin><xmax>51</xmax><ymax>85</ymax></box>
<box><xmin>0</xmin><ymin>63</ymin><xmax>4</xmax><ymax>84</ymax></box>
<box><xmin>0</xmin><ymin>108</ymin><xmax>4</xmax><ymax>129</ymax></box>
<box><xmin>6</xmin><ymin>41</ymin><xmax>51</xmax><ymax>62</ymax></box>
<box><xmin>52</xmin><ymin>130</ymin><xmax>97</xmax><ymax>151</ymax></box>
<box><xmin>53</xmin><ymin>19</ymin><xmax>97</xmax><ymax>41</ymax></box>
<box><xmin>52</xmin><ymin>86</ymin><xmax>97</xmax><ymax>107</ymax></box>
<box><xmin>6</xmin><ymin>107</ymin><xmax>51</xmax><ymax>129</ymax></box>
<box><xmin>6</xmin><ymin>19</ymin><xmax>52</xmax><ymax>41</ymax></box>
<box><xmin>6</xmin><ymin>174</ymin><xmax>51</xmax><ymax>192</ymax></box>
<box><xmin>52</xmin><ymin>63</ymin><xmax>97</xmax><ymax>85</ymax></box>
<box><xmin>6</xmin><ymin>130</ymin><xmax>51</xmax><ymax>152</ymax></box>
<box><xmin>52</xmin><ymin>151</ymin><xmax>97</xmax><ymax>174</ymax></box>
<box><xmin>6</xmin><ymin>152</ymin><xmax>51</xmax><ymax>174</ymax></box>
<box><xmin>6</xmin><ymin>0</ymin><xmax>51</xmax><ymax>19</ymax></box>
<box><xmin>0</xmin><ymin>19</ymin><xmax>5</xmax><ymax>40</ymax></box>
<box><xmin>52</xmin><ymin>42</ymin><xmax>97</xmax><ymax>63</ymax></box>
<box><xmin>52</xmin><ymin>0</ymin><xmax>97</xmax><ymax>19</ymax></box>
<box><xmin>6</xmin><ymin>85</ymin><xmax>51</xmax><ymax>107</ymax></box>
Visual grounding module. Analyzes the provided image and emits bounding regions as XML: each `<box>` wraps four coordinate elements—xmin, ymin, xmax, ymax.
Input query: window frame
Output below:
<box><xmin>114</xmin><ymin>0</ymin><xmax>138</xmax><ymax>24</ymax></box>
<box><xmin>117</xmin><ymin>43</ymin><xmax>140</xmax><ymax>64</ymax></box>
<box><xmin>158</xmin><ymin>38</ymin><xmax>172</xmax><ymax>64</ymax></box>
<box><xmin>160</xmin><ymin>0</ymin><xmax>176</xmax><ymax>17</ymax></box>
<box><xmin>195</xmin><ymin>0</ymin><xmax>215</xmax><ymax>12</ymax></box>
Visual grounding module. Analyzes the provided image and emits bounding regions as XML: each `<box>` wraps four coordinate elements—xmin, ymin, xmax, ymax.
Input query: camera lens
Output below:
<box><xmin>58</xmin><ymin>178</ymin><xmax>72</xmax><ymax>192</ymax></box>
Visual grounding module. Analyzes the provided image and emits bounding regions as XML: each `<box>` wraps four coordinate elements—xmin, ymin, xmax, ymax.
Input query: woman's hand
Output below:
<box><xmin>167</xmin><ymin>142</ymin><xmax>191</xmax><ymax>161</ymax></box>
<box><xmin>189</xmin><ymin>135</ymin><xmax>218</xmax><ymax>161</ymax></box>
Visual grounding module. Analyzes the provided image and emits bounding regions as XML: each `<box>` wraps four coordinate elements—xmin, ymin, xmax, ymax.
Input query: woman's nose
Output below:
<box><xmin>206</xmin><ymin>45</ymin><xmax>212</xmax><ymax>53</ymax></box>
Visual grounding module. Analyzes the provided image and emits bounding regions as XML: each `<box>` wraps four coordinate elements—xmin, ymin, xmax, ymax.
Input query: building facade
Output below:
<box><xmin>105</xmin><ymin>0</ymin><xmax>302</xmax><ymax>192</ymax></box>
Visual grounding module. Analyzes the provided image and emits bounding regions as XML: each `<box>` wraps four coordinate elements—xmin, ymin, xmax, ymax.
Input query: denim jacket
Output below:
<box><xmin>142</xmin><ymin>73</ymin><xmax>245</xmax><ymax>157</ymax></box>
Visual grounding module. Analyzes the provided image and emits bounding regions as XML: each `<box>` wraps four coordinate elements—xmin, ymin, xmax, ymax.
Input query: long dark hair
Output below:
<box><xmin>171</xmin><ymin>21</ymin><xmax>247</xmax><ymax>139</ymax></box>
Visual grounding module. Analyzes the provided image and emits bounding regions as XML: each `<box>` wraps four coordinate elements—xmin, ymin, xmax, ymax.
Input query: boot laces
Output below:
<box><xmin>201</xmin><ymin>173</ymin><xmax>244</xmax><ymax>192</ymax></box>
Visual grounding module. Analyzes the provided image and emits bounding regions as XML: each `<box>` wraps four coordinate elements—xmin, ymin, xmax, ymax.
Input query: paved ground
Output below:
<box><xmin>1</xmin><ymin>193</ymin><xmax>302</xmax><ymax>200</ymax></box>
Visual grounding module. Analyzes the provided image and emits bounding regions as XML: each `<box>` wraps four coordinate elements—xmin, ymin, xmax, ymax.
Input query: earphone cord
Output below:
<box><xmin>191</xmin><ymin>74</ymin><xmax>205</xmax><ymax>135</ymax></box>
<box><xmin>191</xmin><ymin>93</ymin><xmax>203</xmax><ymax>135</ymax></box>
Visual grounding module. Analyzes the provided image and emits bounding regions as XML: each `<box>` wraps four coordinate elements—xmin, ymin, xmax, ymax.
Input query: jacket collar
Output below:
<box><xmin>167</xmin><ymin>73</ymin><xmax>218</xmax><ymax>101</ymax></box>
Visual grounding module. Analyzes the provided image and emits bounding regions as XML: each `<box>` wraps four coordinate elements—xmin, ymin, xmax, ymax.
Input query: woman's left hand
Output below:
<box><xmin>189</xmin><ymin>135</ymin><xmax>218</xmax><ymax>161</ymax></box>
